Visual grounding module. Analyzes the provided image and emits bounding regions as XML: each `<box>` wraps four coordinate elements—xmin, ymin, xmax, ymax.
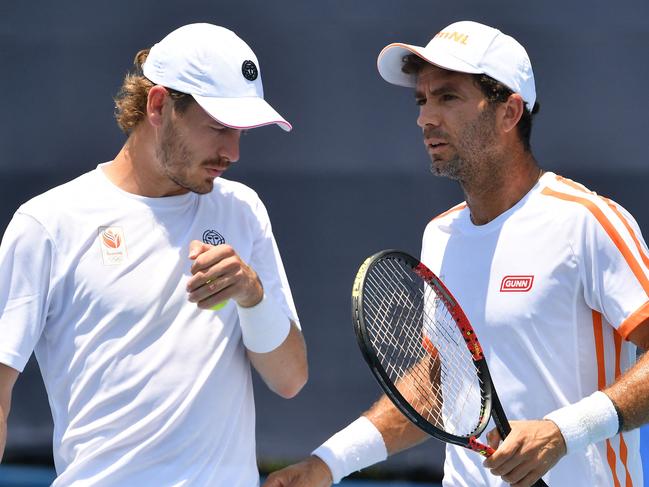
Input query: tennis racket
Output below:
<box><xmin>352</xmin><ymin>249</ymin><xmax>548</xmax><ymax>487</ymax></box>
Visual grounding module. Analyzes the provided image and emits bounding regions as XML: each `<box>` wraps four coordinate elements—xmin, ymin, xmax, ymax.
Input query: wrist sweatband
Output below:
<box><xmin>544</xmin><ymin>390</ymin><xmax>621</xmax><ymax>454</ymax></box>
<box><xmin>236</xmin><ymin>293</ymin><xmax>291</xmax><ymax>353</ymax></box>
<box><xmin>312</xmin><ymin>416</ymin><xmax>387</xmax><ymax>484</ymax></box>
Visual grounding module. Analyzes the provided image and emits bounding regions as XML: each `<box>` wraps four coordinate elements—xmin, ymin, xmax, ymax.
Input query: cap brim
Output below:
<box><xmin>193</xmin><ymin>95</ymin><xmax>292</xmax><ymax>132</ymax></box>
<box><xmin>377</xmin><ymin>42</ymin><xmax>483</xmax><ymax>87</ymax></box>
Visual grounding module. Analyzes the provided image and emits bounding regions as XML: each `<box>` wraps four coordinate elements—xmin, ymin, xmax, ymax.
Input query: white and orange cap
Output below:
<box><xmin>377</xmin><ymin>21</ymin><xmax>536</xmax><ymax>110</ymax></box>
<box><xmin>143</xmin><ymin>23</ymin><xmax>292</xmax><ymax>131</ymax></box>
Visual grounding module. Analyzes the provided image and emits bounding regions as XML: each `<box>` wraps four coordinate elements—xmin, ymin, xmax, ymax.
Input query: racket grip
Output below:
<box><xmin>470</xmin><ymin>438</ymin><xmax>550</xmax><ymax>486</ymax></box>
<box><xmin>468</xmin><ymin>436</ymin><xmax>496</xmax><ymax>457</ymax></box>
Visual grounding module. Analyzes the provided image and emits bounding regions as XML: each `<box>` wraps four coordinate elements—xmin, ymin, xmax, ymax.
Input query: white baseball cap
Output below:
<box><xmin>143</xmin><ymin>23</ymin><xmax>292</xmax><ymax>131</ymax></box>
<box><xmin>377</xmin><ymin>21</ymin><xmax>536</xmax><ymax>110</ymax></box>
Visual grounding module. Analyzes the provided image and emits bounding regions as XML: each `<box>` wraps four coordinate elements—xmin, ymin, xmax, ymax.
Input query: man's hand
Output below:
<box><xmin>482</xmin><ymin>419</ymin><xmax>566</xmax><ymax>487</ymax></box>
<box><xmin>186</xmin><ymin>241</ymin><xmax>263</xmax><ymax>308</ymax></box>
<box><xmin>262</xmin><ymin>456</ymin><xmax>333</xmax><ymax>487</ymax></box>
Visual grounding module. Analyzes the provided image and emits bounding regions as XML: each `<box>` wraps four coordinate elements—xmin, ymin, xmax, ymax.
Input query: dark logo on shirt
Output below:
<box><xmin>202</xmin><ymin>230</ymin><xmax>226</xmax><ymax>246</ymax></box>
<box><xmin>242</xmin><ymin>60</ymin><xmax>258</xmax><ymax>81</ymax></box>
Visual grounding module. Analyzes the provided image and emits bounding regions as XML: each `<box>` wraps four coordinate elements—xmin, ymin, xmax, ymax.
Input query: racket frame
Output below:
<box><xmin>352</xmin><ymin>250</ymin><xmax>506</xmax><ymax>455</ymax></box>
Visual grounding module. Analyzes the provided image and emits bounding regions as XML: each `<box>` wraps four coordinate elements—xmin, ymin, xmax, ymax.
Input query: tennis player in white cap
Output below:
<box><xmin>0</xmin><ymin>23</ymin><xmax>306</xmax><ymax>486</ymax></box>
<box><xmin>263</xmin><ymin>20</ymin><xmax>649</xmax><ymax>487</ymax></box>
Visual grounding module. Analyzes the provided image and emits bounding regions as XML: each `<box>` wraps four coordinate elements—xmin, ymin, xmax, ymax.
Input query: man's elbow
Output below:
<box><xmin>275</xmin><ymin>364</ymin><xmax>308</xmax><ymax>399</ymax></box>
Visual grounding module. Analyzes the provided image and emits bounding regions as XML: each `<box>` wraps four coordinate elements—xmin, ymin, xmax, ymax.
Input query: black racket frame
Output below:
<box><xmin>352</xmin><ymin>250</ymin><xmax>548</xmax><ymax>486</ymax></box>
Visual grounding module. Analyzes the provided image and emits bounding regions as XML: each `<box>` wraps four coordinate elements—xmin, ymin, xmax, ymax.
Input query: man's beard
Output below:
<box><xmin>156</xmin><ymin>117</ymin><xmax>220</xmax><ymax>195</ymax></box>
<box><xmin>427</xmin><ymin>106</ymin><xmax>500</xmax><ymax>183</ymax></box>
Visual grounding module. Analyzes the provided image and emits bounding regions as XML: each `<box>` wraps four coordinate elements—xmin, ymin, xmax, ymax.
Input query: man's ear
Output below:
<box><xmin>500</xmin><ymin>93</ymin><xmax>525</xmax><ymax>134</ymax></box>
<box><xmin>146</xmin><ymin>85</ymin><xmax>169</xmax><ymax>128</ymax></box>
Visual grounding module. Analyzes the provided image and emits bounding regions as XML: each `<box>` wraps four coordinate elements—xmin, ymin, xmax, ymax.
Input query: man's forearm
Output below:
<box><xmin>364</xmin><ymin>393</ymin><xmax>430</xmax><ymax>455</ymax></box>
<box><xmin>601</xmin><ymin>323</ymin><xmax>649</xmax><ymax>432</ymax></box>
<box><xmin>605</xmin><ymin>350</ymin><xmax>649</xmax><ymax>431</ymax></box>
<box><xmin>0</xmin><ymin>416</ymin><xmax>6</xmax><ymax>462</ymax></box>
<box><xmin>310</xmin><ymin>396</ymin><xmax>428</xmax><ymax>485</ymax></box>
<box><xmin>0</xmin><ymin>363</ymin><xmax>19</xmax><ymax>464</ymax></box>
<box><xmin>364</xmin><ymin>354</ymin><xmax>437</xmax><ymax>455</ymax></box>
<box><xmin>542</xmin><ymin>326</ymin><xmax>649</xmax><ymax>457</ymax></box>
<box><xmin>309</xmin><ymin>356</ymin><xmax>433</xmax><ymax>484</ymax></box>
<box><xmin>248</xmin><ymin>322</ymin><xmax>308</xmax><ymax>399</ymax></box>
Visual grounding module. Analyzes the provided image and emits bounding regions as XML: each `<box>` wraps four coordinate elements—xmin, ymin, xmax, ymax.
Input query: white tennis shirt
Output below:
<box><xmin>0</xmin><ymin>165</ymin><xmax>299</xmax><ymax>486</ymax></box>
<box><xmin>421</xmin><ymin>172</ymin><xmax>647</xmax><ymax>486</ymax></box>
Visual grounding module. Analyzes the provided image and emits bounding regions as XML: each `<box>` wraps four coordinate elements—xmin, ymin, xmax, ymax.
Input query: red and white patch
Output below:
<box><xmin>500</xmin><ymin>275</ymin><xmax>534</xmax><ymax>292</ymax></box>
<box><xmin>99</xmin><ymin>227</ymin><xmax>128</xmax><ymax>265</ymax></box>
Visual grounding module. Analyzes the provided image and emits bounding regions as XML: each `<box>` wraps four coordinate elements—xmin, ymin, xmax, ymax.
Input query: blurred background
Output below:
<box><xmin>1</xmin><ymin>0</ymin><xmax>648</xmax><ymax>484</ymax></box>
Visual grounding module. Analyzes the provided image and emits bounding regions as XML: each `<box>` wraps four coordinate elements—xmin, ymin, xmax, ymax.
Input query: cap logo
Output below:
<box><xmin>435</xmin><ymin>31</ymin><xmax>469</xmax><ymax>45</ymax></box>
<box><xmin>241</xmin><ymin>60</ymin><xmax>258</xmax><ymax>81</ymax></box>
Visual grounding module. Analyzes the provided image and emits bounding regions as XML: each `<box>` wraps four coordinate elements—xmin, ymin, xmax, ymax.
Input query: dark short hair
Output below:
<box><xmin>114</xmin><ymin>49</ymin><xmax>196</xmax><ymax>134</ymax></box>
<box><xmin>402</xmin><ymin>54</ymin><xmax>540</xmax><ymax>151</ymax></box>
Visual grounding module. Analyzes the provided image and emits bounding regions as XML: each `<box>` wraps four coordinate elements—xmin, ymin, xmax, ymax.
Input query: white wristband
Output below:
<box><xmin>312</xmin><ymin>416</ymin><xmax>388</xmax><ymax>484</ymax></box>
<box><xmin>544</xmin><ymin>390</ymin><xmax>621</xmax><ymax>454</ymax></box>
<box><xmin>236</xmin><ymin>293</ymin><xmax>291</xmax><ymax>353</ymax></box>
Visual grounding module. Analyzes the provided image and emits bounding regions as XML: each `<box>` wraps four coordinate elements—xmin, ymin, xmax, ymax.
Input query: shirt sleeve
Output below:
<box><xmin>0</xmin><ymin>212</ymin><xmax>55</xmax><ymax>371</ymax></box>
<box><xmin>247</xmin><ymin>197</ymin><xmax>300</xmax><ymax>329</ymax></box>
<box><xmin>579</xmin><ymin>200</ymin><xmax>649</xmax><ymax>339</ymax></box>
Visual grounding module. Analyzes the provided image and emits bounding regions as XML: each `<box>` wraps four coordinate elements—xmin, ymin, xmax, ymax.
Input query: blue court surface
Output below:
<box><xmin>0</xmin><ymin>465</ymin><xmax>56</xmax><ymax>486</ymax></box>
<box><xmin>0</xmin><ymin>465</ymin><xmax>435</xmax><ymax>487</ymax></box>
<box><xmin>3</xmin><ymin>427</ymin><xmax>649</xmax><ymax>487</ymax></box>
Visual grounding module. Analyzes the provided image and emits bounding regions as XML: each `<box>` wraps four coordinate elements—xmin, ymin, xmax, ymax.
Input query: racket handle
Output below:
<box><xmin>469</xmin><ymin>438</ymin><xmax>550</xmax><ymax>486</ymax></box>
<box><xmin>468</xmin><ymin>436</ymin><xmax>496</xmax><ymax>457</ymax></box>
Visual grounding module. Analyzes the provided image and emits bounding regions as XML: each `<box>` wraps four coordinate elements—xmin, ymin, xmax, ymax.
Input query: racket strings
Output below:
<box><xmin>422</xmin><ymin>294</ymin><xmax>482</xmax><ymax>404</ymax></box>
<box><xmin>362</xmin><ymin>257</ymin><xmax>485</xmax><ymax>437</ymax></box>
<box><xmin>421</xmin><ymin>298</ymin><xmax>484</xmax><ymax>430</ymax></box>
<box><xmin>364</xmin><ymin>266</ymin><xmax>444</xmax><ymax>409</ymax></box>
<box><xmin>363</xmin><ymin>288</ymin><xmax>443</xmax><ymax>421</ymax></box>
<box><xmin>363</xmin><ymin>278</ymin><xmax>446</xmax><ymax>426</ymax></box>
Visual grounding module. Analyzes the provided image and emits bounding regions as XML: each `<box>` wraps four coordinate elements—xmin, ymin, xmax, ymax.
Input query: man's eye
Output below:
<box><xmin>441</xmin><ymin>94</ymin><xmax>457</xmax><ymax>101</ymax></box>
<box><xmin>415</xmin><ymin>98</ymin><xmax>426</xmax><ymax>106</ymax></box>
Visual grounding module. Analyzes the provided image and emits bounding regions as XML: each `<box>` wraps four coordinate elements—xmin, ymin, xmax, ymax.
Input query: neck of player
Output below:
<box><xmin>464</xmin><ymin>151</ymin><xmax>542</xmax><ymax>226</ymax></box>
<box><xmin>104</xmin><ymin>127</ymin><xmax>185</xmax><ymax>198</ymax></box>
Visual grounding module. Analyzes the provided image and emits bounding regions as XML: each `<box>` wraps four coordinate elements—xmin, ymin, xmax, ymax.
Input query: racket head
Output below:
<box><xmin>352</xmin><ymin>249</ymin><xmax>495</xmax><ymax>450</ymax></box>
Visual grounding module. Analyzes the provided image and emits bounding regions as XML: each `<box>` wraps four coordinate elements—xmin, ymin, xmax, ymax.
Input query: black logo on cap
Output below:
<box><xmin>241</xmin><ymin>60</ymin><xmax>258</xmax><ymax>81</ymax></box>
<box><xmin>202</xmin><ymin>230</ymin><xmax>226</xmax><ymax>246</ymax></box>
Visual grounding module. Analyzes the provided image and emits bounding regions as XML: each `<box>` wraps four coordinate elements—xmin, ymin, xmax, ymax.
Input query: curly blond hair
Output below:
<box><xmin>114</xmin><ymin>49</ymin><xmax>194</xmax><ymax>134</ymax></box>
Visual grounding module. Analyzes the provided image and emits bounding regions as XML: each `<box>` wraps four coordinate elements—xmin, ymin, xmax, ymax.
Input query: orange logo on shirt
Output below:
<box><xmin>500</xmin><ymin>275</ymin><xmax>534</xmax><ymax>292</ymax></box>
<box><xmin>98</xmin><ymin>226</ymin><xmax>127</xmax><ymax>265</ymax></box>
<box><xmin>102</xmin><ymin>230</ymin><xmax>122</xmax><ymax>249</ymax></box>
